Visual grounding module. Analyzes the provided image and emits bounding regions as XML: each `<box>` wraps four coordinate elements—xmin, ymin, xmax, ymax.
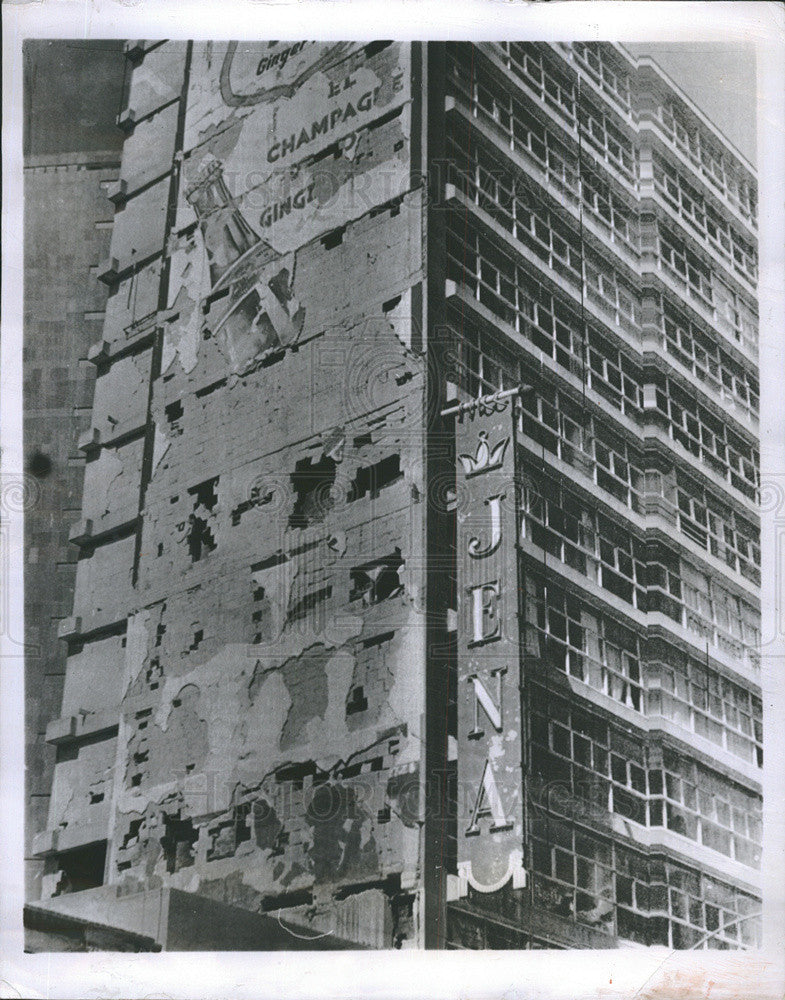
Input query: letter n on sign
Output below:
<box><xmin>448</xmin><ymin>397</ymin><xmax>526</xmax><ymax>899</ymax></box>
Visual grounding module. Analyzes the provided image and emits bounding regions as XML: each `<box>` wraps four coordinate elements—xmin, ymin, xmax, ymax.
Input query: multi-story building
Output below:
<box><xmin>28</xmin><ymin>41</ymin><xmax>760</xmax><ymax>952</ymax></box>
<box><xmin>23</xmin><ymin>39</ymin><xmax>124</xmax><ymax>904</ymax></box>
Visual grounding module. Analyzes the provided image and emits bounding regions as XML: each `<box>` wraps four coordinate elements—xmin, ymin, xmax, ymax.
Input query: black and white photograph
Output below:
<box><xmin>2</xmin><ymin>1</ymin><xmax>784</xmax><ymax>997</ymax></box>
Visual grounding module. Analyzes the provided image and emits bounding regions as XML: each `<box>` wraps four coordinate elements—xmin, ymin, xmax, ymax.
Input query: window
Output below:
<box><xmin>653</xmin><ymin>99</ymin><xmax>757</xmax><ymax>227</ymax></box>
<box><xmin>647</xmin><ymin>642</ymin><xmax>762</xmax><ymax>766</ymax></box>
<box><xmin>524</xmin><ymin>577</ymin><xmax>643</xmax><ymax>710</ymax></box>
<box><xmin>675</xmin><ymin>476</ymin><xmax>760</xmax><ymax>585</ymax></box>
<box><xmin>522</xmin><ymin>469</ymin><xmax>646</xmax><ymax>610</ymax></box>
<box><xmin>649</xmin><ymin>373</ymin><xmax>759</xmax><ymax>499</ymax></box>
<box><xmin>660</xmin><ymin>302</ymin><xmax>758</xmax><ymax>422</ymax></box>
<box><xmin>648</xmin><ymin>750</ymin><xmax>762</xmax><ymax>867</ymax></box>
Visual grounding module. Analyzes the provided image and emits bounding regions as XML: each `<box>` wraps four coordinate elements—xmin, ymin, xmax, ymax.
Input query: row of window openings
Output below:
<box><xmin>654</xmin><ymin>101</ymin><xmax>757</xmax><ymax>225</ymax></box>
<box><xmin>518</xmin><ymin>383</ymin><xmax>759</xmax><ymax>552</ymax></box>
<box><xmin>661</xmin><ymin>307</ymin><xmax>758</xmax><ymax>421</ymax></box>
<box><xmin>555</xmin><ymin>42</ymin><xmax>634</xmax><ymax>114</ymax></box>
<box><xmin>652</xmin><ymin>155</ymin><xmax>758</xmax><ymax>284</ymax></box>
<box><xmin>448</xmin><ymin>41</ymin><xmax>757</xmax><ymax>232</ymax></box>
<box><xmin>447</xmin><ymin>226</ymin><xmax>758</xmax><ymax>447</ymax></box>
<box><xmin>675</xmin><ymin>488</ymin><xmax>760</xmax><ymax>586</ymax></box>
<box><xmin>525</xmin><ymin>525</ymin><xmax>760</xmax><ymax>656</ymax></box>
<box><xmin>445</xmin><ymin>57</ymin><xmax>759</xmax><ymax>361</ymax></box>
<box><xmin>656</xmin><ymin>231</ymin><xmax>759</xmax><ymax>356</ymax></box>
<box><xmin>531</xmin><ymin>716</ymin><xmax>762</xmax><ymax>863</ymax></box>
<box><xmin>448</xmin><ymin>256</ymin><xmax>643</xmax><ymax>424</ymax></box>
<box><xmin>447</xmin><ymin>237</ymin><xmax>758</xmax><ymax>431</ymax></box>
<box><xmin>445</xmin><ymin>131</ymin><xmax>639</xmax><ymax>255</ymax></box>
<box><xmin>646</xmin><ymin>381</ymin><xmax>758</xmax><ymax>499</ymax></box>
<box><xmin>447</xmin><ymin>219</ymin><xmax>639</xmax><ymax>351</ymax></box>
<box><xmin>531</xmin><ymin>841</ymin><xmax>761</xmax><ymax>948</ymax></box>
<box><xmin>447</xmin><ymin>46</ymin><xmax>637</xmax><ymax>186</ymax></box>
<box><xmin>521</xmin><ymin>492</ymin><xmax>759</xmax><ymax>657</ymax></box>
<box><xmin>524</xmin><ymin>581</ymin><xmax>761</xmax><ymax>746</ymax></box>
<box><xmin>527</xmin><ymin>624</ymin><xmax>762</xmax><ymax>770</ymax></box>
<box><xmin>451</xmin><ymin>342</ymin><xmax>760</xmax><ymax>565</ymax></box>
<box><xmin>526</xmin><ymin>576</ymin><xmax>762</xmax><ymax>720</ymax></box>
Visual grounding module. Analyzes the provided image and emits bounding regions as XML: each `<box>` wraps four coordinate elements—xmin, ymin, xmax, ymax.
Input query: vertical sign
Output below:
<box><xmin>449</xmin><ymin>396</ymin><xmax>526</xmax><ymax>898</ymax></box>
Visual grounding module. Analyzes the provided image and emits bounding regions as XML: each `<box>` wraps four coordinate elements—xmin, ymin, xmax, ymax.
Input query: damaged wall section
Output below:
<box><xmin>38</xmin><ymin>41</ymin><xmax>428</xmax><ymax>949</ymax></box>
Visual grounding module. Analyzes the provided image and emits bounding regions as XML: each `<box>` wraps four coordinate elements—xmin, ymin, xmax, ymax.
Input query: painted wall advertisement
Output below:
<box><xmin>165</xmin><ymin>41</ymin><xmax>411</xmax><ymax>373</ymax></box>
<box><xmin>180</xmin><ymin>41</ymin><xmax>411</xmax><ymax>256</ymax></box>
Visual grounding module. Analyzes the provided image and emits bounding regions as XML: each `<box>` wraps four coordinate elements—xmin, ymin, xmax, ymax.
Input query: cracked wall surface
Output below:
<box><xmin>40</xmin><ymin>41</ymin><xmax>425</xmax><ymax>948</ymax></box>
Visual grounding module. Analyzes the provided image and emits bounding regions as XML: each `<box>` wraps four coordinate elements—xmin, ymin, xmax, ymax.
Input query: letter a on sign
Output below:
<box><xmin>465</xmin><ymin>759</ymin><xmax>513</xmax><ymax>835</ymax></box>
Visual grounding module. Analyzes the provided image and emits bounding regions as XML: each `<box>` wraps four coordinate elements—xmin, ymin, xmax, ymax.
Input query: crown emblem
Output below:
<box><xmin>458</xmin><ymin>431</ymin><xmax>509</xmax><ymax>478</ymax></box>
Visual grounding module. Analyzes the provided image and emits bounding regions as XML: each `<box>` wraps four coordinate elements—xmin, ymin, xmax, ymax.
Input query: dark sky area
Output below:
<box><xmin>23</xmin><ymin>40</ymin><xmax>126</xmax><ymax>157</ymax></box>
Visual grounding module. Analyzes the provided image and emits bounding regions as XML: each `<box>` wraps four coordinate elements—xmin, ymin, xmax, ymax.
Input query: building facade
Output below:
<box><xmin>23</xmin><ymin>39</ymin><xmax>125</xmax><ymax>904</ymax></box>
<box><xmin>29</xmin><ymin>41</ymin><xmax>761</xmax><ymax>951</ymax></box>
<box><xmin>24</xmin><ymin>156</ymin><xmax>123</xmax><ymax>912</ymax></box>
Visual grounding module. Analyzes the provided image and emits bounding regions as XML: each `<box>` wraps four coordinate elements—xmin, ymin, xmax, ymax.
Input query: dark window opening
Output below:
<box><xmin>145</xmin><ymin>658</ymin><xmax>161</xmax><ymax>690</ymax></box>
<box><xmin>165</xmin><ymin>400</ymin><xmax>183</xmax><ymax>434</ymax></box>
<box><xmin>160</xmin><ymin>814</ymin><xmax>198</xmax><ymax>874</ymax></box>
<box><xmin>364</xmin><ymin>40</ymin><xmax>392</xmax><ymax>58</ymax></box>
<box><xmin>187</xmin><ymin>515</ymin><xmax>217</xmax><ymax>562</ymax></box>
<box><xmin>346</xmin><ymin>685</ymin><xmax>368</xmax><ymax>716</ymax></box>
<box><xmin>322</xmin><ymin>226</ymin><xmax>346</xmax><ymax>250</ymax></box>
<box><xmin>231</xmin><ymin>482</ymin><xmax>275</xmax><ymax>525</ymax></box>
<box><xmin>121</xmin><ymin>819</ymin><xmax>143</xmax><ymax>849</ymax></box>
<box><xmin>361</xmin><ymin>630</ymin><xmax>395</xmax><ymax>649</ymax></box>
<box><xmin>350</xmin><ymin>549</ymin><xmax>404</xmax><ymax>605</ymax></box>
<box><xmin>286</xmin><ymin>585</ymin><xmax>332</xmax><ymax>624</ymax></box>
<box><xmin>207</xmin><ymin>803</ymin><xmax>252</xmax><ymax>861</ymax></box>
<box><xmin>53</xmin><ymin>842</ymin><xmax>107</xmax><ymax>895</ymax></box>
<box><xmin>195</xmin><ymin>378</ymin><xmax>226</xmax><ymax>399</ymax></box>
<box><xmin>189</xmin><ymin>628</ymin><xmax>203</xmax><ymax>650</ymax></box>
<box><xmin>252</xmin><ymin>586</ymin><xmax>274</xmax><ymax>643</ymax></box>
<box><xmin>188</xmin><ymin>476</ymin><xmax>219</xmax><ymax>511</ymax></box>
<box><xmin>347</xmin><ymin>454</ymin><xmax>403</xmax><ymax>502</ymax></box>
<box><xmin>289</xmin><ymin>454</ymin><xmax>337</xmax><ymax>528</ymax></box>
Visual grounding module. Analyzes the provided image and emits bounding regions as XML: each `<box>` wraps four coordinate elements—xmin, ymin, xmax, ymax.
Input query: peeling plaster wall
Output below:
<box><xmin>41</xmin><ymin>41</ymin><xmax>426</xmax><ymax>948</ymax></box>
<box><xmin>60</xmin><ymin>633</ymin><xmax>126</xmax><ymax>719</ymax></box>
<box><xmin>71</xmin><ymin>534</ymin><xmax>136</xmax><ymax>628</ymax></box>
<box><xmin>81</xmin><ymin>437</ymin><xmax>145</xmax><ymax>532</ymax></box>
<box><xmin>89</xmin><ymin>351</ymin><xmax>151</xmax><ymax>442</ymax></box>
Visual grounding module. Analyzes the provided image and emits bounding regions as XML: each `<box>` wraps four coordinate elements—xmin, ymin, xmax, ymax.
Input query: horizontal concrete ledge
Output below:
<box><xmin>24</xmin><ymin>904</ymin><xmax>161</xmax><ymax>953</ymax></box>
<box><xmin>77</xmin><ymin>428</ymin><xmax>101</xmax><ymax>455</ymax></box>
<box><xmin>96</xmin><ymin>256</ymin><xmax>120</xmax><ymax>285</ymax></box>
<box><xmin>106</xmin><ymin>178</ymin><xmax>128</xmax><ymax>204</ymax></box>
<box><xmin>24</xmin><ymin>151</ymin><xmax>121</xmax><ymax>171</ymax></box>
<box><xmin>87</xmin><ymin>340</ymin><xmax>110</xmax><ymax>365</ymax></box>
<box><xmin>45</xmin><ymin>712</ymin><xmax>118</xmax><ymax>747</ymax></box>
<box><xmin>68</xmin><ymin>513</ymin><xmax>138</xmax><ymax>549</ymax></box>
<box><xmin>28</xmin><ymin>885</ymin><xmax>368</xmax><ymax>951</ymax></box>
<box><xmin>57</xmin><ymin>617</ymin><xmax>82</xmax><ymax>641</ymax></box>
<box><xmin>31</xmin><ymin>820</ymin><xmax>107</xmax><ymax>858</ymax></box>
<box><xmin>123</xmin><ymin>41</ymin><xmax>146</xmax><ymax>62</ymax></box>
<box><xmin>68</xmin><ymin>518</ymin><xmax>94</xmax><ymax>547</ymax></box>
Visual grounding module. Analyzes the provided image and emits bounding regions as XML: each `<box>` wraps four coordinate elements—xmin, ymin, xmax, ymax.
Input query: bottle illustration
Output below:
<box><xmin>185</xmin><ymin>157</ymin><xmax>304</xmax><ymax>365</ymax></box>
